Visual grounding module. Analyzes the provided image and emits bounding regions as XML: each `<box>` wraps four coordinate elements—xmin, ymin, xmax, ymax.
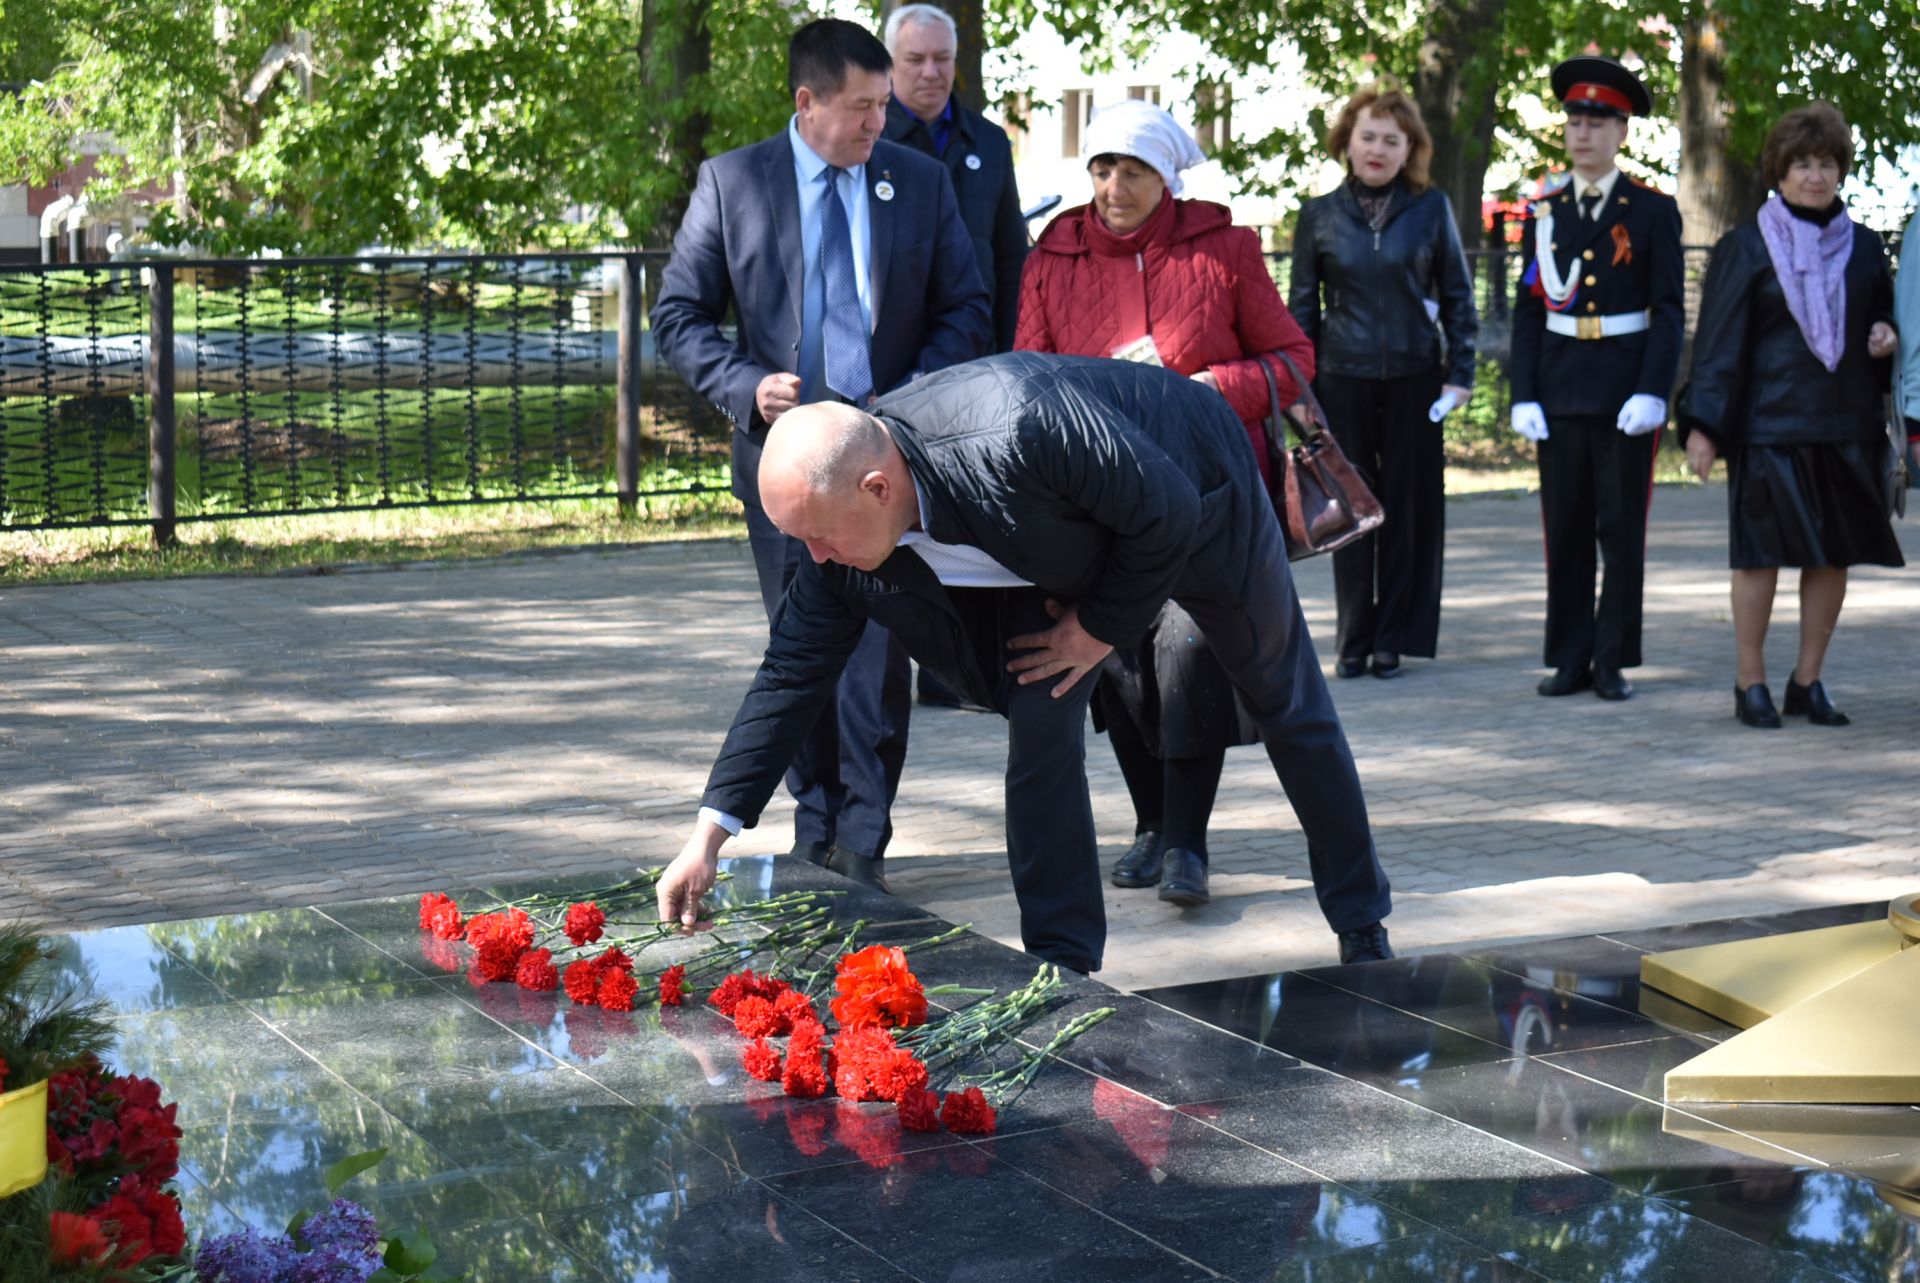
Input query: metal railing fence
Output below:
<box><xmin>0</xmin><ymin>245</ymin><xmax>1723</xmax><ymax>541</ymax></box>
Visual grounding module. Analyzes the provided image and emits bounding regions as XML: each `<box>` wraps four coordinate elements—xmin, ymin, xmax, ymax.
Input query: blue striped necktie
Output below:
<box><xmin>820</xmin><ymin>166</ymin><xmax>873</xmax><ymax>404</ymax></box>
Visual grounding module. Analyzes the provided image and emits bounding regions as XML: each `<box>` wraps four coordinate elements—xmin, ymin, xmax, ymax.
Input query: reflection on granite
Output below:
<box><xmin>72</xmin><ymin>872</ymin><xmax>1916</xmax><ymax>1282</ymax></box>
<box><xmin>1655</xmin><ymin>1169</ymin><xmax>1920</xmax><ymax>1283</ymax></box>
<box><xmin>1143</xmin><ymin>969</ymin><xmax>1512</xmax><ymax>1085</ymax></box>
<box><xmin>1374</xmin><ymin>1054</ymin><xmax>1804</xmax><ymax>1197</ymax></box>
<box><xmin>989</xmin><ymin>1108</ymin><xmax>1433</xmax><ymax>1279</ymax></box>
<box><xmin>768</xmin><ymin>1145</ymin><xmax>1219</xmax><ymax>1281</ymax></box>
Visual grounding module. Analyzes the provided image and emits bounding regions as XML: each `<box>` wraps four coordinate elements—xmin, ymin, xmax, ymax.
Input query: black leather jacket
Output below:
<box><xmin>1289</xmin><ymin>180</ymin><xmax>1478</xmax><ymax>387</ymax></box>
<box><xmin>1677</xmin><ymin>214</ymin><xmax>1895</xmax><ymax>449</ymax></box>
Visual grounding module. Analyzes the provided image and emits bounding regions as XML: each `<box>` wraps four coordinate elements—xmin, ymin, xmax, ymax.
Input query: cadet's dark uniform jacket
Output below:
<box><xmin>1511</xmin><ymin>177</ymin><xmax>1685</xmax><ymax>416</ymax></box>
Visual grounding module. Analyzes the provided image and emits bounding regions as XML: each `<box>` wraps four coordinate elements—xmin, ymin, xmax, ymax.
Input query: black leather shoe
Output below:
<box><xmin>1335</xmin><ymin>656</ymin><xmax>1368</xmax><ymax>679</ymax></box>
<box><xmin>1734</xmin><ymin>683</ymin><xmax>1782</xmax><ymax>729</ymax></box>
<box><xmin>1337</xmin><ymin>923</ymin><xmax>1394</xmax><ymax>964</ymax></box>
<box><xmin>1110</xmin><ymin>830</ymin><xmax>1164</xmax><ymax>888</ymax></box>
<box><xmin>1537</xmin><ymin>666</ymin><xmax>1593</xmax><ymax>697</ymax></box>
<box><xmin>790</xmin><ymin>839</ymin><xmax>832</xmax><ymax>867</ymax></box>
<box><xmin>1783</xmin><ymin>677</ymin><xmax>1850</xmax><ymax>726</ymax></box>
<box><xmin>1591</xmin><ymin>667</ymin><xmax>1633</xmax><ymax>701</ymax></box>
<box><xmin>1370</xmin><ymin>652</ymin><xmax>1402</xmax><ymax>680</ymax></box>
<box><xmin>1157</xmin><ymin>848</ymin><xmax>1210</xmax><ymax>907</ymax></box>
<box><xmin>824</xmin><ymin>845</ymin><xmax>891</xmax><ymax>894</ymax></box>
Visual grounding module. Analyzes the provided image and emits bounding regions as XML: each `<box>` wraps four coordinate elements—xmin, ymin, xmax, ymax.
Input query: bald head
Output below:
<box><xmin>759</xmin><ymin>402</ymin><xmax>917</xmax><ymax>571</ymax></box>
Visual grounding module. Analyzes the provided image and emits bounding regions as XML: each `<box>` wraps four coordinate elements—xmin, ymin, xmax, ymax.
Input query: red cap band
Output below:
<box><xmin>1564</xmin><ymin>82</ymin><xmax>1633</xmax><ymax>114</ymax></box>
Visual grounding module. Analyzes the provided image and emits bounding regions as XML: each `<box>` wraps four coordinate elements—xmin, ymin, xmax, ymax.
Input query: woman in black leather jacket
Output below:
<box><xmin>1289</xmin><ymin>80</ymin><xmax>1478</xmax><ymax>680</ymax></box>
<box><xmin>1677</xmin><ymin>103</ymin><xmax>1901</xmax><ymax>730</ymax></box>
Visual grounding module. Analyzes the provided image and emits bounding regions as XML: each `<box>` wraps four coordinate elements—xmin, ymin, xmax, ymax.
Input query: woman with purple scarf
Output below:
<box><xmin>1677</xmin><ymin>103</ymin><xmax>1901</xmax><ymax>729</ymax></box>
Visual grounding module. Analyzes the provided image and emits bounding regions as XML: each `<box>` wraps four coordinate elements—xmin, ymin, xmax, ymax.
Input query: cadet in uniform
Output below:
<box><xmin>1509</xmin><ymin>57</ymin><xmax>1684</xmax><ymax>702</ymax></box>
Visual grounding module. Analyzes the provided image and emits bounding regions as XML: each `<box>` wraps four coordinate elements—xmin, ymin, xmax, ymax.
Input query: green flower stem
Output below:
<box><xmin>900</xmin><ymin>923</ymin><xmax>973</xmax><ymax>954</ymax></box>
<box><xmin>924</xmin><ymin>985</ymin><xmax>995</xmax><ymax>997</ymax></box>
<box><xmin>971</xmin><ymin>1007</ymin><xmax>1116</xmax><ymax>1100</ymax></box>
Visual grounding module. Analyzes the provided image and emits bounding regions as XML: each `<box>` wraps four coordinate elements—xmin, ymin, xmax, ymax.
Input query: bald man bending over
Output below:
<box><xmin>657</xmin><ymin>353</ymin><xmax>1393</xmax><ymax>974</ymax></box>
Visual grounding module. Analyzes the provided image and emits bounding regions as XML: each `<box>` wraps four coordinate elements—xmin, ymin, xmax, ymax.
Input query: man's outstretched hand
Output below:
<box><xmin>1007</xmin><ymin>599</ymin><xmax>1113</xmax><ymax>698</ymax></box>
<box><xmin>656</xmin><ymin>820</ymin><xmax>729</xmax><ymax>933</ymax></box>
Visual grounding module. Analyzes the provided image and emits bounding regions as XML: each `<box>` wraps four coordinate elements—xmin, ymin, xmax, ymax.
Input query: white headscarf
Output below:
<box><xmin>1081</xmin><ymin>99</ymin><xmax>1206</xmax><ymax>197</ymax></box>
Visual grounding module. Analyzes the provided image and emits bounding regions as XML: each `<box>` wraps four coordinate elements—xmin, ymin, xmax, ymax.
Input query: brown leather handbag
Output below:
<box><xmin>1258</xmin><ymin>352</ymin><xmax>1384</xmax><ymax>560</ymax></box>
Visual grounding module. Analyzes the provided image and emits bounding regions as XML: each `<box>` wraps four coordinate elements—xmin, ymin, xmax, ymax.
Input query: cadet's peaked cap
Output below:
<box><xmin>1550</xmin><ymin>56</ymin><xmax>1652</xmax><ymax>118</ymax></box>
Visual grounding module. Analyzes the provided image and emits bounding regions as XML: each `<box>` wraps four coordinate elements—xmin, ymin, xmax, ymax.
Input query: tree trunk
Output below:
<box><xmin>1410</xmin><ymin>0</ymin><xmax>1509</xmax><ymax>243</ymax></box>
<box><xmin>1677</xmin><ymin>5</ymin><xmax>1762</xmax><ymax>247</ymax></box>
<box><xmin>638</xmin><ymin>0</ymin><xmax>712</xmax><ymax>246</ymax></box>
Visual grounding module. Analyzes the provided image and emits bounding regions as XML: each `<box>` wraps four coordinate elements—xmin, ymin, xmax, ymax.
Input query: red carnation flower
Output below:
<box><xmin>832</xmin><ymin>1025</ymin><xmax>928</xmax><ymax>1104</ymax></box>
<box><xmin>465</xmin><ymin>906</ymin><xmax>535</xmax><ymax>952</ymax></box>
<box><xmin>897</xmin><ymin>1088</ymin><xmax>941</xmax><ymax>1133</ymax></box>
<box><xmin>939</xmin><ymin>1086</ymin><xmax>997</xmax><ymax>1135</ymax></box>
<box><xmin>708</xmin><ymin>968</ymin><xmax>789</xmax><ymax>1017</ymax></box>
<box><xmin>563</xmin><ymin>957</ymin><xmax>603</xmax><ymax>1006</ymax></box>
<box><xmin>418</xmin><ymin>892</ymin><xmax>465</xmax><ymax>940</ymax></box>
<box><xmin>48</xmin><ymin>1212</ymin><xmax>111</xmax><ymax>1269</ymax></box>
<box><xmin>774</xmin><ymin>988</ymin><xmax>817</xmax><ymax>1028</ymax></box>
<box><xmin>564</xmin><ymin>901</ymin><xmax>607</xmax><ymax>947</ymax></box>
<box><xmin>597</xmin><ymin>967</ymin><xmax>639</xmax><ymax>1012</ymax></box>
<box><xmin>830</xmin><ymin>945</ymin><xmax>927</xmax><ymax>1030</ymax></box>
<box><xmin>732</xmin><ymin>995</ymin><xmax>786</xmax><ymax>1039</ymax></box>
<box><xmin>94</xmin><ymin>1177</ymin><xmax>185</xmax><ymax>1265</ymax></box>
<box><xmin>515</xmin><ymin>947</ymin><xmax>558</xmax><ymax>992</ymax></box>
<box><xmin>595</xmin><ymin>945</ymin><xmax>634</xmax><ymax>972</ymax></box>
<box><xmin>658</xmin><ymin>965</ymin><xmax>687</xmax><ymax>1006</ymax></box>
<box><xmin>781</xmin><ymin>1020</ymin><xmax>830</xmax><ymax>1098</ymax></box>
<box><xmin>742</xmin><ymin>1038</ymin><xmax>783</xmax><ymax>1081</ymax></box>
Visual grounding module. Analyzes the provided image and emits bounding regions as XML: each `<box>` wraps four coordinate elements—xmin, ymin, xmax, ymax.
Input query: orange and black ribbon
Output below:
<box><xmin>1611</xmin><ymin>224</ymin><xmax>1632</xmax><ymax>266</ymax></box>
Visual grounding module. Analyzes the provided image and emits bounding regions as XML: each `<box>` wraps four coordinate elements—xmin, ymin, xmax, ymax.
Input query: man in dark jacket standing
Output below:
<box><xmin>882</xmin><ymin>3</ymin><xmax>1031</xmax><ymax>712</ymax></box>
<box><xmin>654</xmin><ymin>354</ymin><xmax>1395</xmax><ymax>975</ymax></box>
<box><xmin>1509</xmin><ymin>57</ymin><xmax>1683</xmax><ymax>703</ymax></box>
<box><xmin>652</xmin><ymin>19</ymin><xmax>991</xmax><ymax>891</ymax></box>
<box><xmin>881</xmin><ymin>4</ymin><xmax>1028</xmax><ymax>354</ymax></box>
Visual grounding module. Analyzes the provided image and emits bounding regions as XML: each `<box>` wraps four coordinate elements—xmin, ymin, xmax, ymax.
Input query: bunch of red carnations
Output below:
<box><xmin>37</xmin><ymin>1057</ymin><xmax>189</xmax><ymax>1273</ymax></box>
<box><xmin>718</xmin><ymin>945</ymin><xmax>999</xmax><ymax>1135</ymax></box>
<box><xmin>416</xmin><ymin>879</ymin><xmax>832</xmax><ymax>1016</ymax></box>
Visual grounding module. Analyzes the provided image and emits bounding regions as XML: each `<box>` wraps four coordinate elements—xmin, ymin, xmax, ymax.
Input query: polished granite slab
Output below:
<box><xmin>61</xmin><ymin>866</ymin><xmax>1919</xmax><ymax>1282</ymax></box>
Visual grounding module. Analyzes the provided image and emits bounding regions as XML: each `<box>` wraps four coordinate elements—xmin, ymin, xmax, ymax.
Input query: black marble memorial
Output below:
<box><xmin>47</xmin><ymin>861</ymin><xmax>1917</xmax><ymax>1281</ymax></box>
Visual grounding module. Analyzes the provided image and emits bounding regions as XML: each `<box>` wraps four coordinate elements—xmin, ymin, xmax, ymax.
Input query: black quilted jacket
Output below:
<box><xmin>698</xmin><ymin>353</ymin><xmax>1273</xmax><ymax>826</ymax></box>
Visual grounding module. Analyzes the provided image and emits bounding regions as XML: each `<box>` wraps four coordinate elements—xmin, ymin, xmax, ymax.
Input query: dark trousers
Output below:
<box><xmin>867</xmin><ymin>514</ymin><xmax>1392</xmax><ymax>974</ymax></box>
<box><xmin>744</xmin><ymin>500</ymin><xmax>910</xmax><ymax>860</ymax></box>
<box><xmin>1536</xmin><ymin>415</ymin><xmax>1660</xmax><ymax>670</ymax></box>
<box><xmin>1318</xmin><ymin>369</ymin><xmax>1446</xmax><ymax>661</ymax></box>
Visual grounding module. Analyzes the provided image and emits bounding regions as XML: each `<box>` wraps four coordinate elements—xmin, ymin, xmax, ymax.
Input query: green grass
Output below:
<box><xmin>0</xmin><ymin>490</ymin><xmax>746</xmax><ymax>587</ymax></box>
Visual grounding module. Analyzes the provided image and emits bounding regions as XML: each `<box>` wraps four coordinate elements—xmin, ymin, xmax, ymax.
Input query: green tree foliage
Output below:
<box><xmin>0</xmin><ymin>0</ymin><xmax>795</xmax><ymax>252</ymax></box>
<box><xmin>1005</xmin><ymin>0</ymin><xmax>1920</xmax><ymax>236</ymax></box>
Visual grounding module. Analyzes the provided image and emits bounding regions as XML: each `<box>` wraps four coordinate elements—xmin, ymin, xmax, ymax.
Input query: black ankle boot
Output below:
<box><xmin>1783</xmin><ymin>677</ymin><xmax>1849</xmax><ymax>726</ymax></box>
<box><xmin>1734</xmin><ymin>683</ymin><xmax>1781</xmax><ymax>729</ymax></box>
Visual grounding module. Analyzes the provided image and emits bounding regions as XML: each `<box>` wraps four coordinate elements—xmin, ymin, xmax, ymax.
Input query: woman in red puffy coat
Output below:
<box><xmin>1016</xmin><ymin>98</ymin><xmax>1316</xmax><ymax>915</ymax></box>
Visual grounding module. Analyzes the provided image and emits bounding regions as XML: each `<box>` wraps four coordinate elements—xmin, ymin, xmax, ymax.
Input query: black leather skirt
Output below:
<box><xmin>1092</xmin><ymin>601</ymin><xmax>1261</xmax><ymax>759</ymax></box>
<box><xmin>1727</xmin><ymin>440</ymin><xmax>1905</xmax><ymax>569</ymax></box>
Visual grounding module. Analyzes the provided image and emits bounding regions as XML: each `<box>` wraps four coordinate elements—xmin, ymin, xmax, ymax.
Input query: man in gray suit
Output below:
<box><xmin>652</xmin><ymin>18</ymin><xmax>990</xmax><ymax>892</ymax></box>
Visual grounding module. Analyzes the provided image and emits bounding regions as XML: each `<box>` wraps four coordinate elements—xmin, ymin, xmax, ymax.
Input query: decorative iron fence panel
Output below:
<box><xmin>0</xmin><ymin>252</ymin><xmax>733</xmax><ymax>537</ymax></box>
<box><xmin>0</xmin><ymin>242</ymin><xmax>1760</xmax><ymax>539</ymax></box>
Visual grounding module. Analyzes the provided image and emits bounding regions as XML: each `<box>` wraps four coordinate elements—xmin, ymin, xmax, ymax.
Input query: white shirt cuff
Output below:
<box><xmin>697</xmin><ymin>806</ymin><xmax>743</xmax><ymax>836</ymax></box>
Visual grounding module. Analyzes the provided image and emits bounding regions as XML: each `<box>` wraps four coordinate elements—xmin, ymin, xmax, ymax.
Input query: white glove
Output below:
<box><xmin>1511</xmin><ymin>402</ymin><xmax>1549</xmax><ymax>442</ymax></box>
<box><xmin>1428</xmin><ymin>389</ymin><xmax>1468</xmax><ymax>422</ymax></box>
<box><xmin>1616</xmin><ymin>394</ymin><xmax>1667</xmax><ymax>436</ymax></box>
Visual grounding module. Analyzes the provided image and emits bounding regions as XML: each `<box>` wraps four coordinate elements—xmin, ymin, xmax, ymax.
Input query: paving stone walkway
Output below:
<box><xmin>6</xmin><ymin>481</ymin><xmax>1920</xmax><ymax>990</ymax></box>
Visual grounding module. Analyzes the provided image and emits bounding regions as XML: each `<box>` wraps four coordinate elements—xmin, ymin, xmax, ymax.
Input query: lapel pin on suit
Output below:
<box><xmin>875</xmin><ymin>169</ymin><xmax>895</xmax><ymax>201</ymax></box>
<box><xmin>965</xmin><ymin>154</ymin><xmax>982</xmax><ymax>170</ymax></box>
